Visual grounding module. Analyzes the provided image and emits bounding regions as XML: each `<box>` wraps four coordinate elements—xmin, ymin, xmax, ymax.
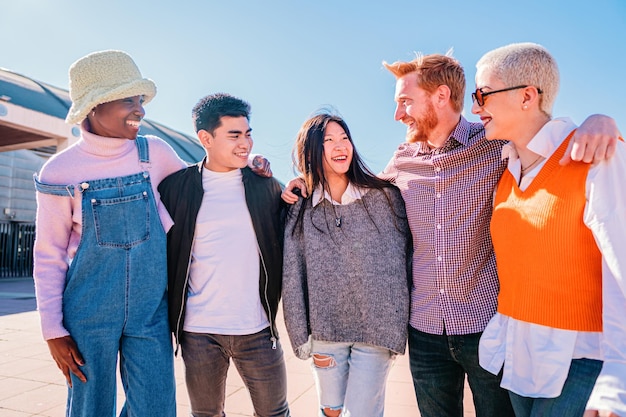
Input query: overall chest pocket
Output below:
<box><xmin>90</xmin><ymin>191</ymin><xmax>150</xmax><ymax>248</ymax></box>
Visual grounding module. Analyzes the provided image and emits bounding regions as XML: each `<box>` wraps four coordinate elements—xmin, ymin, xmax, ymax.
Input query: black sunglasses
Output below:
<box><xmin>471</xmin><ymin>85</ymin><xmax>543</xmax><ymax>106</ymax></box>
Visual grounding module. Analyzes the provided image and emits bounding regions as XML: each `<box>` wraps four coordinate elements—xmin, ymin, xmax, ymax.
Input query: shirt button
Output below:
<box><xmin>436</xmin><ymin>224</ymin><xmax>442</xmax><ymax>229</ymax></box>
<box><xmin>440</xmin><ymin>289</ymin><xmax>445</xmax><ymax>294</ymax></box>
<box><xmin>435</xmin><ymin>167</ymin><xmax>441</xmax><ymax>172</ymax></box>
<box><xmin>436</xmin><ymin>193</ymin><xmax>441</xmax><ymax>198</ymax></box>
<box><xmin>437</xmin><ymin>256</ymin><xmax>442</xmax><ymax>261</ymax></box>
<box><xmin>80</xmin><ymin>182</ymin><xmax>89</xmax><ymax>190</ymax></box>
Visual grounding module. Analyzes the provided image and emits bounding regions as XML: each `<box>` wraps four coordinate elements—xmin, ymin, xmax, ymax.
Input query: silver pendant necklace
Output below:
<box><xmin>333</xmin><ymin>204</ymin><xmax>342</xmax><ymax>227</ymax></box>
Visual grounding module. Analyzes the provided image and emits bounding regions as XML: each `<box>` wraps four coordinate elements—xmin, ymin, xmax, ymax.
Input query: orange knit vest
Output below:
<box><xmin>491</xmin><ymin>131</ymin><xmax>602</xmax><ymax>332</ymax></box>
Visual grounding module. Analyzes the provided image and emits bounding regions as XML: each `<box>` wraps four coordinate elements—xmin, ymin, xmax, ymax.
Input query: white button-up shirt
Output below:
<box><xmin>479</xmin><ymin>118</ymin><xmax>626</xmax><ymax>411</ymax></box>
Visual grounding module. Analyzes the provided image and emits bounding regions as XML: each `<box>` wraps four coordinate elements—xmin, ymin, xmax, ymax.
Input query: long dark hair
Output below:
<box><xmin>290</xmin><ymin>112</ymin><xmax>402</xmax><ymax>236</ymax></box>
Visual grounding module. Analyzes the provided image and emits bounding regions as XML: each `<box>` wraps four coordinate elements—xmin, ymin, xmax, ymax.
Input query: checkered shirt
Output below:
<box><xmin>381</xmin><ymin>117</ymin><xmax>506</xmax><ymax>335</ymax></box>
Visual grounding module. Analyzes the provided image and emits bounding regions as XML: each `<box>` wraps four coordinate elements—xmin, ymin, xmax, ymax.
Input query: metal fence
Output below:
<box><xmin>0</xmin><ymin>222</ymin><xmax>35</xmax><ymax>278</ymax></box>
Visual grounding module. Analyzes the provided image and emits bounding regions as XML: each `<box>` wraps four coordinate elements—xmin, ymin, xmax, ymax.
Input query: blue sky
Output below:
<box><xmin>2</xmin><ymin>0</ymin><xmax>625</xmax><ymax>181</ymax></box>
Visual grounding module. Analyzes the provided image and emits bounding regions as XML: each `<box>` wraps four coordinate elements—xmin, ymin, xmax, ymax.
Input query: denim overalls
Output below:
<box><xmin>34</xmin><ymin>136</ymin><xmax>175</xmax><ymax>416</ymax></box>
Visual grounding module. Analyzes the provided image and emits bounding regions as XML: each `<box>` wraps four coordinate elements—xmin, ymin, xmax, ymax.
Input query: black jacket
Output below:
<box><xmin>158</xmin><ymin>162</ymin><xmax>285</xmax><ymax>348</ymax></box>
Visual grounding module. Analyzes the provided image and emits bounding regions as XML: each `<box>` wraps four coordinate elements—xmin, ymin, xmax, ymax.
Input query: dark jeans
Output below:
<box><xmin>181</xmin><ymin>328</ymin><xmax>290</xmax><ymax>417</ymax></box>
<box><xmin>408</xmin><ymin>326</ymin><xmax>515</xmax><ymax>417</ymax></box>
<box><xmin>509</xmin><ymin>358</ymin><xmax>602</xmax><ymax>417</ymax></box>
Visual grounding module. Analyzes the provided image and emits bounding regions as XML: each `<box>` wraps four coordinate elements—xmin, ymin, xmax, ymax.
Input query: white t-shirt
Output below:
<box><xmin>183</xmin><ymin>168</ymin><xmax>269</xmax><ymax>335</ymax></box>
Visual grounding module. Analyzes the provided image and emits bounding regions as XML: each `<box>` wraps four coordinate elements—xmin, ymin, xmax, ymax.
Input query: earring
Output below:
<box><xmin>91</xmin><ymin>110</ymin><xmax>96</xmax><ymax>117</ymax></box>
<box><xmin>523</xmin><ymin>105</ymin><xmax>528</xmax><ymax>110</ymax></box>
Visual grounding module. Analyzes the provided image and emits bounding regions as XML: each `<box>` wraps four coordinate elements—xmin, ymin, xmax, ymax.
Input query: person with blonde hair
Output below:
<box><xmin>473</xmin><ymin>42</ymin><xmax>626</xmax><ymax>417</ymax></box>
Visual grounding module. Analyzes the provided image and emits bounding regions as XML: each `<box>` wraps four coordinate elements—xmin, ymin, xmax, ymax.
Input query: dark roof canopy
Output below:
<box><xmin>0</xmin><ymin>68</ymin><xmax>203</xmax><ymax>163</ymax></box>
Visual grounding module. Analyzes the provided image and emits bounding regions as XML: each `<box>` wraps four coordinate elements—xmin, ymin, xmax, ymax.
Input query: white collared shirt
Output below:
<box><xmin>311</xmin><ymin>182</ymin><xmax>369</xmax><ymax>207</ymax></box>
<box><xmin>480</xmin><ymin>118</ymin><xmax>626</xmax><ymax>407</ymax></box>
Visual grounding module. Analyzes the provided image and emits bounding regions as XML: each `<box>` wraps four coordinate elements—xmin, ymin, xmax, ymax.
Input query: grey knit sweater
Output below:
<box><xmin>282</xmin><ymin>186</ymin><xmax>411</xmax><ymax>359</ymax></box>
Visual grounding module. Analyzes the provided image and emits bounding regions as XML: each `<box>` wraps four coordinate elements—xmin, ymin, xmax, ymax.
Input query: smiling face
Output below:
<box><xmin>394</xmin><ymin>72</ymin><xmax>439</xmax><ymax>143</ymax></box>
<box><xmin>87</xmin><ymin>96</ymin><xmax>146</xmax><ymax>139</ymax></box>
<box><xmin>471</xmin><ymin>68</ymin><xmax>522</xmax><ymax>141</ymax></box>
<box><xmin>200</xmin><ymin>115</ymin><xmax>252</xmax><ymax>172</ymax></box>
<box><xmin>321</xmin><ymin>121</ymin><xmax>353</xmax><ymax>181</ymax></box>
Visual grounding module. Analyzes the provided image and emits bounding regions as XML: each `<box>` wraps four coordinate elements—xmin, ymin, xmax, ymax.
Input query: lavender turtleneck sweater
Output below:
<box><xmin>33</xmin><ymin>123</ymin><xmax>187</xmax><ymax>340</ymax></box>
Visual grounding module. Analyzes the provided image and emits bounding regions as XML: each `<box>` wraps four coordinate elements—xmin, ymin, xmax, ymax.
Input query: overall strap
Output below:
<box><xmin>135</xmin><ymin>135</ymin><xmax>150</xmax><ymax>163</ymax></box>
<box><xmin>33</xmin><ymin>173</ymin><xmax>76</xmax><ymax>198</ymax></box>
<box><xmin>135</xmin><ymin>135</ymin><xmax>152</xmax><ymax>173</ymax></box>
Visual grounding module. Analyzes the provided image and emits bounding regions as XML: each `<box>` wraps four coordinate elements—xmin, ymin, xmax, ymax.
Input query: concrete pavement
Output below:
<box><xmin>0</xmin><ymin>277</ymin><xmax>476</xmax><ymax>416</ymax></box>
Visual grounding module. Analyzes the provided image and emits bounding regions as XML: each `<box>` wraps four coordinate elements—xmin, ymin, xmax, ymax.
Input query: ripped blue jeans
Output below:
<box><xmin>310</xmin><ymin>340</ymin><xmax>394</xmax><ymax>417</ymax></box>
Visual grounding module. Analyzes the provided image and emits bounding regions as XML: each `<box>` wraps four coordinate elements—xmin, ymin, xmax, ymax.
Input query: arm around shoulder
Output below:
<box><xmin>157</xmin><ymin>166</ymin><xmax>191</xmax><ymax>218</ymax></box>
<box><xmin>562</xmin><ymin>115</ymin><xmax>622</xmax><ymax>164</ymax></box>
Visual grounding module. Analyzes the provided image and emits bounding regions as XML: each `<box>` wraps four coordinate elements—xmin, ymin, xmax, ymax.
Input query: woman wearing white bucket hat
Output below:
<box><xmin>32</xmin><ymin>50</ymin><xmax>186</xmax><ymax>416</ymax></box>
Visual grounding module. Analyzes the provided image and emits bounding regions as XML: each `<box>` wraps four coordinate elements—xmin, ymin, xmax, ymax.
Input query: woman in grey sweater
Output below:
<box><xmin>282</xmin><ymin>111</ymin><xmax>411</xmax><ymax>417</ymax></box>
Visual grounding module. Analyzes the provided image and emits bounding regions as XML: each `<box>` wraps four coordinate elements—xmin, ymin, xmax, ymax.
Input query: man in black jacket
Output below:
<box><xmin>158</xmin><ymin>93</ymin><xmax>290</xmax><ymax>417</ymax></box>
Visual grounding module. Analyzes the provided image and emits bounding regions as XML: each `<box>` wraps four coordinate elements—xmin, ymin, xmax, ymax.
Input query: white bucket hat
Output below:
<box><xmin>65</xmin><ymin>50</ymin><xmax>157</xmax><ymax>125</ymax></box>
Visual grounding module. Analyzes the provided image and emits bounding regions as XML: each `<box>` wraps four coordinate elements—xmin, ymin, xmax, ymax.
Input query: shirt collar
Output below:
<box><xmin>449</xmin><ymin>116</ymin><xmax>480</xmax><ymax>147</ymax></box>
<box><xmin>501</xmin><ymin>117</ymin><xmax>578</xmax><ymax>162</ymax></box>
<box><xmin>312</xmin><ymin>182</ymin><xmax>367</xmax><ymax>207</ymax></box>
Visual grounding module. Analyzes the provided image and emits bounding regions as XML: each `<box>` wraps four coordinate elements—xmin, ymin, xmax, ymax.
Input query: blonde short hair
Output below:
<box><xmin>476</xmin><ymin>43</ymin><xmax>559</xmax><ymax>117</ymax></box>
